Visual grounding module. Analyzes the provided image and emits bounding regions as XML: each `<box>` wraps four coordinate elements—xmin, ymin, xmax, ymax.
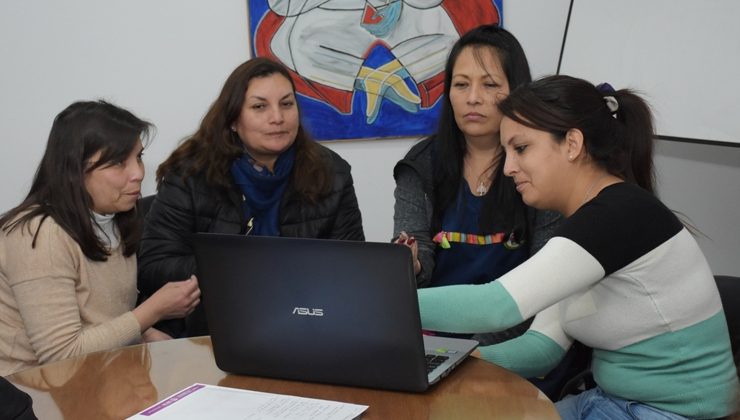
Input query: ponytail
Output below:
<box><xmin>608</xmin><ymin>89</ymin><xmax>655</xmax><ymax>193</ymax></box>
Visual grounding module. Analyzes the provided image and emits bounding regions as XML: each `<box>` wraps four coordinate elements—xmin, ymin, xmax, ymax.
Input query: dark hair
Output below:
<box><xmin>499</xmin><ymin>75</ymin><xmax>656</xmax><ymax>193</ymax></box>
<box><xmin>433</xmin><ymin>24</ymin><xmax>532</xmax><ymax>237</ymax></box>
<box><xmin>157</xmin><ymin>57</ymin><xmax>331</xmax><ymax>201</ymax></box>
<box><xmin>0</xmin><ymin>100</ymin><xmax>152</xmax><ymax>260</ymax></box>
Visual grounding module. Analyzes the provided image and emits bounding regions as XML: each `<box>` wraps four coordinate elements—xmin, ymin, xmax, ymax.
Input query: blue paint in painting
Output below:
<box><xmin>247</xmin><ymin>0</ymin><xmax>502</xmax><ymax>141</ymax></box>
<box><xmin>300</xmin><ymin>88</ymin><xmax>443</xmax><ymax>141</ymax></box>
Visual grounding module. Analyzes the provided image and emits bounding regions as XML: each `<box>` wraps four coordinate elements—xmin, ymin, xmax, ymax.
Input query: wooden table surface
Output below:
<box><xmin>7</xmin><ymin>336</ymin><xmax>559</xmax><ymax>419</ymax></box>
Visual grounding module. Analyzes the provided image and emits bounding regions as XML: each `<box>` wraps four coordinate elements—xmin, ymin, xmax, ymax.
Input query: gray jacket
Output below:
<box><xmin>393</xmin><ymin>138</ymin><xmax>561</xmax><ymax>343</ymax></box>
<box><xmin>393</xmin><ymin>138</ymin><xmax>561</xmax><ymax>287</ymax></box>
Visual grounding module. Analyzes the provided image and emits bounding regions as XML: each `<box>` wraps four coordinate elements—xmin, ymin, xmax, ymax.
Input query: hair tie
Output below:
<box><xmin>596</xmin><ymin>82</ymin><xmax>615</xmax><ymax>94</ymax></box>
<box><xmin>604</xmin><ymin>96</ymin><xmax>619</xmax><ymax>118</ymax></box>
<box><xmin>596</xmin><ymin>83</ymin><xmax>618</xmax><ymax>118</ymax></box>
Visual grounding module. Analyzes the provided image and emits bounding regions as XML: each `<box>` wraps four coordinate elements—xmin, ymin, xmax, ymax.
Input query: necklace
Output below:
<box><xmin>476</xmin><ymin>180</ymin><xmax>488</xmax><ymax>196</ymax></box>
<box><xmin>582</xmin><ymin>173</ymin><xmax>609</xmax><ymax>205</ymax></box>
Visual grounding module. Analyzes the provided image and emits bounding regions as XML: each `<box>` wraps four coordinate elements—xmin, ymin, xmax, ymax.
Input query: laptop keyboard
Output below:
<box><xmin>425</xmin><ymin>354</ymin><xmax>450</xmax><ymax>373</ymax></box>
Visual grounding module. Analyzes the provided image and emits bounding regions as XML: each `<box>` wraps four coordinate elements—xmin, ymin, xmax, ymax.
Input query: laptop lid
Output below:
<box><xmin>193</xmin><ymin>233</ymin><xmax>476</xmax><ymax>392</ymax></box>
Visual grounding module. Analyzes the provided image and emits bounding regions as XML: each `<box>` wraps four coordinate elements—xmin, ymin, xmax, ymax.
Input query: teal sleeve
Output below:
<box><xmin>418</xmin><ymin>281</ymin><xmax>524</xmax><ymax>333</ymax></box>
<box><xmin>480</xmin><ymin>330</ymin><xmax>567</xmax><ymax>378</ymax></box>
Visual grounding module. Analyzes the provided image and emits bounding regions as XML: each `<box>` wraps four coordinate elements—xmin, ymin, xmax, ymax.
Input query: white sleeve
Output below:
<box><xmin>529</xmin><ymin>302</ymin><xmax>573</xmax><ymax>350</ymax></box>
<box><xmin>499</xmin><ymin>237</ymin><xmax>605</xmax><ymax>320</ymax></box>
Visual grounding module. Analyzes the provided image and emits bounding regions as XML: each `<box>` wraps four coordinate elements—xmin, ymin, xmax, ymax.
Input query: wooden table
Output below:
<box><xmin>6</xmin><ymin>337</ymin><xmax>559</xmax><ymax>419</ymax></box>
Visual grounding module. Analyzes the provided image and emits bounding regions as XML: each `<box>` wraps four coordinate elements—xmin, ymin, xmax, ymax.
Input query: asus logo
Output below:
<box><xmin>292</xmin><ymin>307</ymin><xmax>324</xmax><ymax>316</ymax></box>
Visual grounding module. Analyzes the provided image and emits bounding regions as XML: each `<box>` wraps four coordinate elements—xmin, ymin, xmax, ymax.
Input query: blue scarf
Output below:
<box><xmin>230</xmin><ymin>146</ymin><xmax>296</xmax><ymax>236</ymax></box>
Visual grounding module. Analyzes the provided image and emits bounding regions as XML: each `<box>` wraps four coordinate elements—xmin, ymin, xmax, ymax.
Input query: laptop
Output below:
<box><xmin>193</xmin><ymin>233</ymin><xmax>478</xmax><ymax>392</ymax></box>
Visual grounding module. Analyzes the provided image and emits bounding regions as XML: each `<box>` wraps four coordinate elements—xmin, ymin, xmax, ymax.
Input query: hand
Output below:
<box><xmin>150</xmin><ymin>275</ymin><xmax>201</xmax><ymax>320</ymax></box>
<box><xmin>470</xmin><ymin>349</ymin><xmax>482</xmax><ymax>359</ymax></box>
<box><xmin>395</xmin><ymin>231</ymin><xmax>421</xmax><ymax>275</ymax></box>
<box><xmin>133</xmin><ymin>275</ymin><xmax>200</xmax><ymax>331</ymax></box>
<box><xmin>141</xmin><ymin>327</ymin><xmax>173</xmax><ymax>343</ymax></box>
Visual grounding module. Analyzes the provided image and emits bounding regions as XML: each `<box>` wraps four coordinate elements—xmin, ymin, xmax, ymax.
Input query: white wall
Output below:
<box><xmin>654</xmin><ymin>140</ymin><xmax>740</xmax><ymax>276</ymax></box>
<box><xmin>0</xmin><ymin>0</ymin><xmax>249</xmax><ymax>209</ymax></box>
<box><xmin>1</xmin><ymin>1</ymin><xmax>738</xmax><ymax>275</ymax></box>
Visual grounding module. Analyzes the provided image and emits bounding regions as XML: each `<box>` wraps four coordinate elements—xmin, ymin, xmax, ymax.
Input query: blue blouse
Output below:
<box><xmin>430</xmin><ymin>183</ymin><xmax>528</xmax><ymax>287</ymax></box>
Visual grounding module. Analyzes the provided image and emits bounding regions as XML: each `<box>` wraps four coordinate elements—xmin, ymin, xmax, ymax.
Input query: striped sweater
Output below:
<box><xmin>419</xmin><ymin>182</ymin><xmax>738</xmax><ymax>418</ymax></box>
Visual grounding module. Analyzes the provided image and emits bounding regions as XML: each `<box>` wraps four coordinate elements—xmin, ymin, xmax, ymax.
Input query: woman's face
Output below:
<box><xmin>500</xmin><ymin>117</ymin><xmax>570</xmax><ymax>212</ymax></box>
<box><xmin>232</xmin><ymin>73</ymin><xmax>299</xmax><ymax>168</ymax></box>
<box><xmin>84</xmin><ymin>140</ymin><xmax>144</xmax><ymax>214</ymax></box>
<box><xmin>448</xmin><ymin>46</ymin><xmax>510</xmax><ymax>144</ymax></box>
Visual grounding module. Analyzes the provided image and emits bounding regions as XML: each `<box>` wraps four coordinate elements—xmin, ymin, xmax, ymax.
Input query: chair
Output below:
<box><xmin>0</xmin><ymin>376</ymin><xmax>37</xmax><ymax>420</ymax></box>
<box><xmin>137</xmin><ymin>194</ymin><xmax>155</xmax><ymax>219</ymax></box>
<box><xmin>556</xmin><ymin>343</ymin><xmax>595</xmax><ymax>401</ymax></box>
<box><xmin>528</xmin><ymin>340</ymin><xmax>592</xmax><ymax>401</ymax></box>
<box><xmin>557</xmin><ymin>275</ymin><xmax>740</xmax><ymax>401</ymax></box>
<box><xmin>715</xmin><ymin>275</ymin><xmax>740</xmax><ymax>364</ymax></box>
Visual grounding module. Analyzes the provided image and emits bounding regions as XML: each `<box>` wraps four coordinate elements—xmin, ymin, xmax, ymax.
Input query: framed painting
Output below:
<box><xmin>249</xmin><ymin>1</ymin><xmax>503</xmax><ymax>140</ymax></box>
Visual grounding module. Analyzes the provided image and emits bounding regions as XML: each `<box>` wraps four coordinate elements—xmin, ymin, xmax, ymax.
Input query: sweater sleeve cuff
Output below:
<box><xmin>116</xmin><ymin>311</ymin><xmax>143</xmax><ymax>345</ymax></box>
<box><xmin>480</xmin><ymin>330</ymin><xmax>567</xmax><ymax>378</ymax></box>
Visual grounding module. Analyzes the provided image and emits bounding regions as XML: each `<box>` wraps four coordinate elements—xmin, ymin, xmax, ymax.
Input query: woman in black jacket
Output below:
<box><xmin>138</xmin><ymin>58</ymin><xmax>364</xmax><ymax>338</ymax></box>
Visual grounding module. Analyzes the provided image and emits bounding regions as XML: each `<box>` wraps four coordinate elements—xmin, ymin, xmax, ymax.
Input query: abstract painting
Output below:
<box><xmin>249</xmin><ymin>1</ymin><xmax>503</xmax><ymax>140</ymax></box>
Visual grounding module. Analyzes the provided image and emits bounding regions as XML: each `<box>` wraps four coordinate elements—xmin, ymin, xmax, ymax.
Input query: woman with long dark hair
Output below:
<box><xmin>418</xmin><ymin>75</ymin><xmax>739</xmax><ymax>419</ymax></box>
<box><xmin>0</xmin><ymin>101</ymin><xmax>200</xmax><ymax>376</ymax></box>
<box><xmin>138</xmin><ymin>58</ymin><xmax>364</xmax><ymax>338</ymax></box>
<box><xmin>393</xmin><ymin>24</ymin><xmax>560</xmax><ymax>344</ymax></box>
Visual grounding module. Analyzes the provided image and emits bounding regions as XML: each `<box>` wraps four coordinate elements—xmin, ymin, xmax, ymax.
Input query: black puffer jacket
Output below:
<box><xmin>138</xmin><ymin>145</ymin><xmax>364</xmax><ymax>337</ymax></box>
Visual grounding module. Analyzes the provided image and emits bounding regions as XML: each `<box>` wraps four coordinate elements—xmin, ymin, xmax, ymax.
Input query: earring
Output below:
<box><xmin>568</xmin><ymin>155</ymin><xmax>574</xmax><ymax>161</ymax></box>
<box><xmin>230</xmin><ymin>126</ymin><xmax>236</xmax><ymax>132</ymax></box>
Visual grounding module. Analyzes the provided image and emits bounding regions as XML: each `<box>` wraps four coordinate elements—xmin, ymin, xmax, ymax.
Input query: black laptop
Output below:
<box><xmin>193</xmin><ymin>233</ymin><xmax>478</xmax><ymax>392</ymax></box>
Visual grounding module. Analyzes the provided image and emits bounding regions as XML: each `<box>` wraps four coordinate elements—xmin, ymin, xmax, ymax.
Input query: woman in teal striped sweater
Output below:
<box><xmin>418</xmin><ymin>75</ymin><xmax>738</xmax><ymax>419</ymax></box>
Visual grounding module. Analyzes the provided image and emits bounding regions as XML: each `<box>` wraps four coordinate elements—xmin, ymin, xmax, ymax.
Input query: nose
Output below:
<box><xmin>269</xmin><ymin>105</ymin><xmax>285</xmax><ymax>124</ymax></box>
<box><xmin>466</xmin><ymin>82</ymin><xmax>483</xmax><ymax>105</ymax></box>
<box><xmin>131</xmin><ymin>160</ymin><xmax>145</xmax><ymax>182</ymax></box>
<box><xmin>502</xmin><ymin>152</ymin><xmax>517</xmax><ymax>177</ymax></box>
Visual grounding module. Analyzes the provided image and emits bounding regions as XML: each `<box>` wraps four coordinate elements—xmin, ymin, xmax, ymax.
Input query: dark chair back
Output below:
<box><xmin>0</xmin><ymin>377</ymin><xmax>37</xmax><ymax>420</ymax></box>
<box><xmin>137</xmin><ymin>195</ymin><xmax>155</xmax><ymax>219</ymax></box>
<box><xmin>715</xmin><ymin>275</ymin><xmax>740</xmax><ymax>359</ymax></box>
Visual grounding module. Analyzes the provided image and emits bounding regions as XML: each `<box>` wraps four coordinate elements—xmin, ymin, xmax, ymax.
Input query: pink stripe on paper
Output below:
<box><xmin>140</xmin><ymin>383</ymin><xmax>206</xmax><ymax>416</ymax></box>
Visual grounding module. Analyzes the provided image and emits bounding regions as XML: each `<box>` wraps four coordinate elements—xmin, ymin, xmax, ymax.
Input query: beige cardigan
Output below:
<box><xmin>0</xmin><ymin>215</ymin><xmax>141</xmax><ymax>376</ymax></box>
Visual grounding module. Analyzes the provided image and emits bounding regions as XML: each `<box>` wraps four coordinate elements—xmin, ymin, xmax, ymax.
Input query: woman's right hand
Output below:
<box><xmin>150</xmin><ymin>275</ymin><xmax>200</xmax><ymax>320</ymax></box>
<box><xmin>395</xmin><ymin>231</ymin><xmax>422</xmax><ymax>275</ymax></box>
<box><xmin>133</xmin><ymin>275</ymin><xmax>201</xmax><ymax>331</ymax></box>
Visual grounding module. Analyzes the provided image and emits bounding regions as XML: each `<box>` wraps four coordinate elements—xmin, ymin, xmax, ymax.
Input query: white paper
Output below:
<box><xmin>127</xmin><ymin>383</ymin><xmax>368</xmax><ymax>420</ymax></box>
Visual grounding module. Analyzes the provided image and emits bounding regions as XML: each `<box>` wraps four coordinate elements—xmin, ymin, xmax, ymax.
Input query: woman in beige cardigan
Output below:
<box><xmin>0</xmin><ymin>101</ymin><xmax>200</xmax><ymax>376</ymax></box>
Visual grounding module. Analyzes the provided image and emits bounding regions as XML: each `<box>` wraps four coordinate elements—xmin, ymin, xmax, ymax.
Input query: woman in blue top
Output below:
<box><xmin>419</xmin><ymin>75</ymin><xmax>739</xmax><ymax>419</ymax></box>
<box><xmin>393</xmin><ymin>24</ymin><xmax>560</xmax><ymax>344</ymax></box>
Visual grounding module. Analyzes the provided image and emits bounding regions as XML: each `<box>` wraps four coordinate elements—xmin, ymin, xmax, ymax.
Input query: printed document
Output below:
<box><xmin>127</xmin><ymin>383</ymin><xmax>368</xmax><ymax>420</ymax></box>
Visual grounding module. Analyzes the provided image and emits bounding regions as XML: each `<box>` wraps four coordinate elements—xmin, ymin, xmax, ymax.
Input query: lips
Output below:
<box><xmin>514</xmin><ymin>181</ymin><xmax>528</xmax><ymax>193</ymax></box>
<box><xmin>463</xmin><ymin>112</ymin><xmax>485</xmax><ymax>121</ymax></box>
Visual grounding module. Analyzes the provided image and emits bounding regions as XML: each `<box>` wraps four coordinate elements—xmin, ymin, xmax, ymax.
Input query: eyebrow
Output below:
<box><xmin>503</xmin><ymin>134</ymin><xmax>520</xmax><ymax>146</ymax></box>
<box><xmin>248</xmin><ymin>93</ymin><xmax>294</xmax><ymax>101</ymax></box>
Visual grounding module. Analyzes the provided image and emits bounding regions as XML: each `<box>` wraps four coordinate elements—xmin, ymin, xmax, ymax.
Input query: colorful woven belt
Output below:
<box><xmin>432</xmin><ymin>231</ymin><xmax>523</xmax><ymax>250</ymax></box>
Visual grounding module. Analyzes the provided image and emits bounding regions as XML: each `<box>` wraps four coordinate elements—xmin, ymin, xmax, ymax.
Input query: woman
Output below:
<box><xmin>393</xmin><ymin>24</ymin><xmax>560</xmax><ymax>343</ymax></box>
<box><xmin>419</xmin><ymin>75</ymin><xmax>739</xmax><ymax>419</ymax></box>
<box><xmin>138</xmin><ymin>58</ymin><xmax>365</xmax><ymax>338</ymax></box>
<box><xmin>0</xmin><ymin>101</ymin><xmax>200</xmax><ymax>376</ymax></box>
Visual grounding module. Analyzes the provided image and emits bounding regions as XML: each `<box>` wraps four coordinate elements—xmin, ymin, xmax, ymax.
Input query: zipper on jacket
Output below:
<box><xmin>242</xmin><ymin>195</ymin><xmax>254</xmax><ymax>236</ymax></box>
